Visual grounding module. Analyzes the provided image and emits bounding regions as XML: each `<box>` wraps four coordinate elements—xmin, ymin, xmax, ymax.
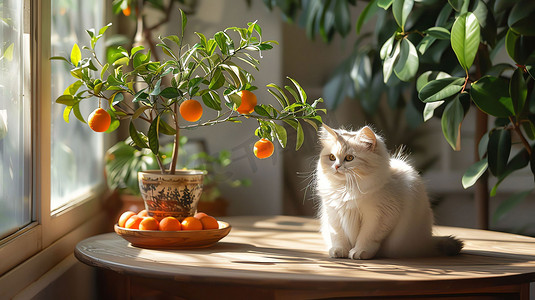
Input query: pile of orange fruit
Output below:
<box><xmin>117</xmin><ymin>209</ymin><xmax>220</xmax><ymax>231</ymax></box>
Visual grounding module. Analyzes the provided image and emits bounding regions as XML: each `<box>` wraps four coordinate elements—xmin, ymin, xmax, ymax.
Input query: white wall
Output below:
<box><xmin>167</xmin><ymin>0</ymin><xmax>285</xmax><ymax>215</ymax></box>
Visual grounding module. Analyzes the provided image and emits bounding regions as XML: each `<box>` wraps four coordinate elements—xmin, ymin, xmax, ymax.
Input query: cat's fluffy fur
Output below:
<box><xmin>316</xmin><ymin>125</ymin><xmax>463</xmax><ymax>259</ymax></box>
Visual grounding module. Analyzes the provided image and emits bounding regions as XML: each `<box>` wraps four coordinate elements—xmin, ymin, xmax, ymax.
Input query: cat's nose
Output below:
<box><xmin>334</xmin><ymin>164</ymin><xmax>341</xmax><ymax>170</ymax></box>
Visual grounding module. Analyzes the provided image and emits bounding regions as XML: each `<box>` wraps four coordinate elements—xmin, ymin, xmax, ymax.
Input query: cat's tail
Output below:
<box><xmin>432</xmin><ymin>236</ymin><xmax>464</xmax><ymax>256</ymax></box>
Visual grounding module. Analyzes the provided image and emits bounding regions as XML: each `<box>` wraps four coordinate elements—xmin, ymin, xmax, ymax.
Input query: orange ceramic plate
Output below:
<box><xmin>114</xmin><ymin>221</ymin><xmax>231</xmax><ymax>249</ymax></box>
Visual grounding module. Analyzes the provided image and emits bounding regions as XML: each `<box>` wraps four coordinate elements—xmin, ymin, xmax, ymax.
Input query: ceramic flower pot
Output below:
<box><xmin>138</xmin><ymin>170</ymin><xmax>206</xmax><ymax>221</ymax></box>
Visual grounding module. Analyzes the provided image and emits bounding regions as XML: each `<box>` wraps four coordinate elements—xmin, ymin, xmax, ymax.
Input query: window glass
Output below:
<box><xmin>50</xmin><ymin>0</ymin><xmax>104</xmax><ymax>211</ymax></box>
<box><xmin>0</xmin><ymin>0</ymin><xmax>30</xmax><ymax>238</ymax></box>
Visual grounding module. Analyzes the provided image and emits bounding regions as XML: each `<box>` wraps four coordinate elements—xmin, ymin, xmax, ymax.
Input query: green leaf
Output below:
<box><xmin>270</xmin><ymin>121</ymin><xmax>287</xmax><ymax>148</ymax></box>
<box><xmin>295</xmin><ymin>121</ymin><xmax>304</xmax><ymax>151</ymax></box>
<box><xmin>150</xmin><ymin>79</ymin><xmax>162</xmax><ymax>96</ymax></box>
<box><xmin>425</xmin><ymin>27</ymin><xmax>451</xmax><ymax>40</ymax></box>
<box><xmin>441</xmin><ymin>94</ymin><xmax>465</xmax><ymax>150</ymax></box>
<box><xmin>478</xmin><ymin>132</ymin><xmax>489</xmax><ymax>159</ymax></box>
<box><xmin>462</xmin><ymin>158</ymin><xmax>488</xmax><ymax>189</ymax></box>
<box><xmin>510</xmin><ymin>68</ymin><xmax>527</xmax><ymax>116</ymax></box>
<box><xmin>202</xmin><ymin>91</ymin><xmax>222</xmax><ymax>111</ymax></box>
<box><xmin>394</xmin><ymin>38</ymin><xmax>419</xmax><ymax>82</ymax></box>
<box><xmin>111</xmin><ymin>92</ymin><xmax>124</xmax><ymax>106</ymax></box>
<box><xmin>63</xmin><ymin>106</ymin><xmax>73</xmax><ymax>123</ymax></box>
<box><xmin>383</xmin><ymin>39</ymin><xmax>401</xmax><ymax>83</ymax></box>
<box><xmin>129</xmin><ymin>122</ymin><xmax>149</xmax><ymax>149</ymax></box>
<box><xmin>287</xmin><ymin>77</ymin><xmax>307</xmax><ymax>103</ymax></box>
<box><xmin>3</xmin><ymin>43</ymin><xmax>14</xmax><ymax>61</ymax></box>
<box><xmin>505</xmin><ymin>29</ymin><xmax>535</xmax><ymax>65</ymax></box>
<box><xmin>148</xmin><ymin>117</ymin><xmax>160</xmax><ymax>155</ymax></box>
<box><xmin>423</xmin><ymin>101</ymin><xmax>444</xmax><ymax>122</ymax></box>
<box><xmin>448</xmin><ymin>0</ymin><xmax>464</xmax><ymax>12</ymax></box>
<box><xmin>160</xmin><ymin>87</ymin><xmax>180</xmax><ymax>99</ymax></box>
<box><xmin>70</xmin><ymin>44</ymin><xmax>82</xmax><ymax>66</ymax></box>
<box><xmin>491</xmin><ymin>149</ymin><xmax>530</xmax><ymax>196</ymax></box>
<box><xmin>451</xmin><ymin>12</ymin><xmax>481</xmax><ymax>71</ymax></box>
<box><xmin>488</xmin><ymin>129</ymin><xmax>512</xmax><ymax>177</ymax></box>
<box><xmin>132</xmin><ymin>106</ymin><xmax>151</xmax><ymax>120</ymax></box>
<box><xmin>377</xmin><ymin>0</ymin><xmax>394</xmax><ymax>9</ymax></box>
<box><xmin>158</xmin><ymin>118</ymin><xmax>176</xmax><ymax>135</ymax></box>
<box><xmin>56</xmin><ymin>95</ymin><xmax>76</xmax><ymax>106</ymax></box>
<box><xmin>508</xmin><ymin>0</ymin><xmax>535</xmax><ymax>36</ymax></box>
<box><xmin>418</xmin><ymin>77</ymin><xmax>464</xmax><ymax>103</ymax></box>
<box><xmin>392</xmin><ymin>0</ymin><xmax>414</xmax><ymax>31</ymax></box>
<box><xmin>493</xmin><ymin>189</ymin><xmax>533</xmax><ymax>223</ymax></box>
<box><xmin>180</xmin><ymin>8</ymin><xmax>187</xmax><ymax>38</ymax></box>
<box><xmin>416</xmin><ymin>71</ymin><xmax>451</xmax><ymax>93</ymax></box>
<box><xmin>356</xmin><ymin>0</ymin><xmax>379</xmax><ymax>34</ymax></box>
<box><xmin>471</xmin><ymin>76</ymin><xmax>514</xmax><ymax>117</ymax></box>
<box><xmin>380</xmin><ymin>34</ymin><xmax>396</xmax><ymax>60</ymax></box>
<box><xmin>267</xmin><ymin>83</ymin><xmax>290</xmax><ymax>107</ymax></box>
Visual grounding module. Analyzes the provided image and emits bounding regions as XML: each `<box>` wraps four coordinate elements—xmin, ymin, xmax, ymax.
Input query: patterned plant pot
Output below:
<box><xmin>138</xmin><ymin>170</ymin><xmax>206</xmax><ymax>221</ymax></box>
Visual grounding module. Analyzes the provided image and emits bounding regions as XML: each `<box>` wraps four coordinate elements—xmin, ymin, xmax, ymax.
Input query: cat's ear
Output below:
<box><xmin>319</xmin><ymin>124</ymin><xmax>341</xmax><ymax>142</ymax></box>
<box><xmin>358</xmin><ymin>126</ymin><xmax>377</xmax><ymax>151</ymax></box>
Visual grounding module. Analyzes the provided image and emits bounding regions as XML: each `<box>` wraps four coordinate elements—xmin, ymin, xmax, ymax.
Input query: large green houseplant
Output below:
<box><xmin>265</xmin><ymin>0</ymin><xmax>535</xmax><ymax>228</ymax></box>
<box><xmin>52</xmin><ymin>10</ymin><xmax>324</xmax><ymax>219</ymax></box>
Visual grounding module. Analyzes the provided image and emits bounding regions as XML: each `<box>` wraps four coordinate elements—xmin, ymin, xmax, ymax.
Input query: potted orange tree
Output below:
<box><xmin>52</xmin><ymin>10</ymin><xmax>324</xmax><ymax>220</ymax></box>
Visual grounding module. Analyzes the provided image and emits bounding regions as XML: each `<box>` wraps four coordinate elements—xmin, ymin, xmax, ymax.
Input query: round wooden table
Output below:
<box><xmin>75</xmin><ymin>215</ymin><xmax>535</xmax><ymax>299</ymax></box>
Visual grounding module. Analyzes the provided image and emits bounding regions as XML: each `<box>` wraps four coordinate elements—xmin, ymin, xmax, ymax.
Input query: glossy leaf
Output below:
<box><xmin>508</xmin><ymin>0</ymin><xmax>535</xmax><ymax>36</ymax></box>
<box><xmin>505</xmin><ymin>29</ymin><xmax>535</xmax><ymax>65</ymax></box>
<box><xmin>493</xmin><ymin>189</ymin><xmax>533</xmax><ymax>223</ymax></box>
<box><xmin>510</xmin><ymin>68</ymin><xmax>527</xmax><ymax>115</ymax></box>
<box><xmin>148</xmin><ymin>117</ymin><xmax>160</xmax><ymax>155</ymax></box>
<box><xmin>380</xmin><ymin>34</ymin><xmax>396</xmax><ymax>60</ymax></box>
<box><xmin>471</xmin><ymin>76</ymin><xmax>514</xmax><ymax>118</ymax></box>
<box><xmin>418</xmin><ymin>77</ymin><xmax>464</xmax><ymax>103</ymax></box>
<box><xmin>416</xmin><ymin>71</ymin><xmax>451</xmax><ymax>92</ymax></box>
<box><xmin>393</xmin><ymin>39</ymin><xmax>419</xmax><ymax>82</ymax></box>
<box><xmin>448</xmin><ymin>0</ymin><xmax>464</xmax><ymax>11</ymax></box>
<box><xmin>70</xmin><ymin>44</ymin><xmax>81</xmax><ymax>66</ymax></box>
<box><xmin>129</xmin><ymin>122</ymin><xmax>149</xmax><ymax>149</ymax></box>
<box><xmin>378</xmin><ymin>0</ymin><xmax>394</xmax><ymax>9</ymax></box>
<box><xmin>487</xmin><ymin>129</ymin><xmax>511</xmax><ymax>177</ymax></box>
<box><xmin>441</xmin><ymin>94</ymin><xmax>465</xmax><ymax>150</ymax></box>
<box><xmin>296</xmin><ymin>121</ymin><xmax>304</xmax><ymax>151</ymax></box>
<box><xmin>425</xmin><ymin>27</ymin><xmax>450</xmax><ymax>40</ymax></box>
<box><xmin>473</xmin><ymin>0</ymin><xmax>497</xmax><ymax>47</ymax></box>
<box><xmin>451</xmin><ymin>12</ymin><xmax>480</xmax><ymax>71</ymax></box>
<box><xmin>490</xmin><ymin>149</ymin><xmax>530</xmax><ymax>196</ymax></box>
<box><xmin>383</xmin><ymin>40</ymin><xmax>401</xmax><ymax>83</ymax></box>
<box><xmin>462</xmin><ymin>158</ymin><xmax>488</xmax><ymax>189</ymax></box>
<box><xmin>270</xmin><ymin>121</ymin><xmax>287</xmax><ymax>148</ymax></box>
<box><xmin>356</xmin><ymin>0</ymin><xmax>379</xmax><ymax>34</ymax></box>
<box><xmin>393</xmin><ymin>0</ymin><xmax>414</xmax><ymax>31</ymax></box>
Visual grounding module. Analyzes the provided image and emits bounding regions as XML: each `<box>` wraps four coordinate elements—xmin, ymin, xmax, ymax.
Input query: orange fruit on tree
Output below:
<box><xmin>179</xmin><ymin>99</ymin><xmax>203</xmax><ymax>122</ymax></box>
<box><xmin>199</xmin><ymin>215</ymin><xmax>219</xmax><ymax>230</ymax></box>
<box><xmin>181</xmin><ymin>216</ymin><xmax>203</xmax><ymax>231</ymax></box>
<box><xmin>125</xmin><ymin>215</ymin><xmax>143</xmax><ymax>229</ymax></box>
<box><xmin>236</xmin><ymin>90</ymin><xmax>257</xmax><ymax>114</ymax></box>
<box><xmin>118</xmin><ymin>211</ymin><xmax>136</xmax><ymax>228</ymax></box>
<box><xmin>138</xmin><ymin>209</ymin><xmax>148</xmax><ymax>217</ymax></box>
<box><xmin>253</xmin><ymin>138</ymin><xmax>274</xmax><ymax>159</ymax></box>
<box><xmin>88</xmin><ymin>107</ymin><xmax>111</xmax><ymax>132</ymax></box>
<box><xmin>139</xmin><ymin>217</ymin><xmax>159</xmax><ymax>231</ymax></box>
<box><xmin>122</xmin><ymin>6</ymin><xmax>131</xmax><ymax>16</ymax></box>
<box><xmin>159</xmin><ymin>217</ymin><xmax>182</xmax><ymax>231</ymax></box>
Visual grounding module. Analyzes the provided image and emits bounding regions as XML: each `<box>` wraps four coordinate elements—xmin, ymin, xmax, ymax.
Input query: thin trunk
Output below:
<box><xmin>170</xmin><ymin>103</ymin><xmax>180</xmax><ymax>174</ymax></box>
<box><xmin>475</xmin><ymin>109</ymin><xmax>489</xmax><ymax>229</ymax></box>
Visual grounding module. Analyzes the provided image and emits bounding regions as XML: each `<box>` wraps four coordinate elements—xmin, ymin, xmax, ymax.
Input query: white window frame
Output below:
<box><xmin>0</xmin><ymin>1</ymin><xmax>112</xmax><ymax>297</ymax></box>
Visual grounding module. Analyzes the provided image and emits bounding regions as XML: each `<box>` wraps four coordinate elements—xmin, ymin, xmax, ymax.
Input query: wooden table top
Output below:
<box><xmin>75</xmin><ymin>215</ymin><xmax>535</xmax><ymax>297</ymax></box>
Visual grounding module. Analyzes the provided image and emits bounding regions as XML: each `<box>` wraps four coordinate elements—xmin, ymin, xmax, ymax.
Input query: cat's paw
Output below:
<box><xmin>328</xmin><ymin>247</ymin><xmax>349</xmax><ymax>258</ymax></box>
<box><xmin>349</xmin><ymin>244</ymin><xmax>379</xmax><ymax>260</ymax></box>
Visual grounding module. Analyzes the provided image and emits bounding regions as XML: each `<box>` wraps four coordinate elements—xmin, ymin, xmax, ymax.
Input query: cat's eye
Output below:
<box><xmin>328</xmin><ymin>154</ymin><xmax>336</xmax><ymax>161</ymax></box>
<box><xmin>345</xmin><ymin>155</ymin><xmax>354</xmax><ymax>162</ymax></box>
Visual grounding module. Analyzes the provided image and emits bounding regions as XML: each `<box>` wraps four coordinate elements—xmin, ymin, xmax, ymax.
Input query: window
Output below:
<box><xmin>0</xmin><ymin>0</ymin><xmax>108</xmax><ymax>289</ymax></box>
<box><xmin>50</xmin><ymin>0</ymin><xmax>105</xmax><ymax>212</ymax></box>
<box><xmin>0</xmin><ymin>0</ymin><xmax>31</xmax><ymax>240</ymax></box>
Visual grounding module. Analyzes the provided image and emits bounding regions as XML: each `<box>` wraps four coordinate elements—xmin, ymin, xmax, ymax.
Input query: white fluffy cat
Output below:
<box><xmin>316</xmin><ymin>125</ymin><xmax>463</xmax><ymax>259</ymax></box>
